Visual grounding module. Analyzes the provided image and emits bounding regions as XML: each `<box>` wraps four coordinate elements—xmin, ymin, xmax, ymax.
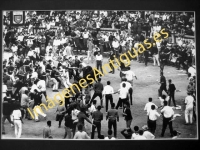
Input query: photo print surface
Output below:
<box><xmin>2</xmin><ymin>10</ymin><xmax>197</xmax><ymax>140</ymax></box>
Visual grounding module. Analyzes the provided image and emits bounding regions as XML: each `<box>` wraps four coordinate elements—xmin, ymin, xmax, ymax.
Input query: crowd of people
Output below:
<box><xmin>2</xmin><ymin>10</ymin><xmax>196</xmax><ymax>139</ymax></box>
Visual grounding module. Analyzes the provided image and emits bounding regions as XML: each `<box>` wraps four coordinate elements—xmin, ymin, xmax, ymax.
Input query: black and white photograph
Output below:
<box><xmin>1</xmin><ymin>9</ymin><xmax>198</xmax><ymax>141</ymax></box>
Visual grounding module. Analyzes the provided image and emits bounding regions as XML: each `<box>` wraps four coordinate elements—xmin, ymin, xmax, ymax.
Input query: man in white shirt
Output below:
<box><xmin>89</xmin><ymin>100</ymin><xmax>97</xmax><ymax>114</ymax></box>
<box><xmin>184</xmin><ymin>92</ymin><xmax>195</xmax><ymax>125</ymax></box>
<box><xmin>80</xmin><ymin>57</ymin><xmax>87</xmax><ymax>68</ymax></box>
<box><xmin>188</xmin><ymin>66</ymin><xmax>196</xmax><ymax>77</ymax></box>
<box><xmin>20</xmin><ymin>90</ymin><xmax>32</xmax><ymax>119</ymax></box>
<box><xmin>121</xmin><ymin>67</ymin><xmax>137</xmax><ymax>86</ymax></box>
<box><xmin>11</xmin><ymin>44</ymin><xmax>18</xmax><ymax>54</ymax></box>
<box><xmin>95</xmin><ymin>51</ymin><xmax>103</xmax><ymax>74</ymax></box>
<box><xmin>144</xmin><ymin>97</ymin><xmax>158</xmax><ymax>131</ymax></box>
<box><xmin>83</xmin><ymin>30</ymin><xmax>89</xmax><ymax>47</ymax></box>
<box><xmin>37</xmin><ymin>76</ymin><xmax>47</xmax><ymax>101</ymax></box>
<box><xmin>102</xmin><ymin>81</ymin><xmax>114</xmax><ymax>112</ymax></box>
<box><xmin>12</xmin><ymin>104</ymin><xmax>23</xmax><ymax>138</ymax></box>
<box><xmin>27</xmin><ymin>49</ymin><xmax>34</xmax><ymax>58</ymax></box>
<box><xmin>147</xmin><ymin>105</ymin><xmax>160</xmax><ymax>134</ymax></box>
<box><xmin>177</xmin><ymin>38</ymin><xmax>183</xmax><ymax>47</ymax></box>
<box><xmin>131</xmin><ymin>126</ymin><xmax>140</xmax><ymax>139</ymax></box>
<box><xmin>31</xmin><ymin>70</ymin><xmax>38</xmax><ymax>80</ymax></box>
<box><xmin>46</xmin><ymin>43</ymin><xmax>53</xmax><ymax>55</ymax></box>
<box><xmin>45</xmin><ymin>51</ymin><xmax>54</xmax><ymax>61</ymax></box>
<box><xmin>126</xmin><ymin>35</ymin><xmax>133</xmax><ymax>42</ymax></box>
<box><xmin>160</xmin><ymin>101</ymin><xmax>174</xmax><ymax>137</ymax></box>
<box><xmin>134</xmin><ymin>130</ymin><xmax>146</xmax><ymax>140</ymax></box>
<box><xmin>96</xmin><ymin>20</ymin><xmax>101</xmax><ymax>32</ymax></box>
<box><xmin>144</xmin><ymin>97</ymin><xmax>158</xmax><ymax>115</ymax></box>
<box><xmin>17</xmin><ymin>33</ymin><xmax>24</xmax><ymax>42</ymax></box>
<box><xmin>53</xmin><ymin>36</ymin><xmax>60</xmax><ymax>51</ymax></box>
<box><xmin>27</xmin><ymin>38</ymin><xmax>33</xmax><ymax>47</ymax></box>
<box><xmin>115</xmin><ymin>83</ymin><xmax>129</xmax><ymax>110</ymax></box>
<box><xmin>142</xmin><ymin>125</ymin><xmax>155</xmax><ymax>139</ymax></box>
<box><xmin>102</xmin><ymin>33</ymin><xmax>109</xmax><ymax>51</ymax></box>
<box><xmin>40</xmin><ymin>61</ymin><xmax>46</xmax><ymax>73</ymax></box>
<box><xmin>30</xmin><ymin>80</ymin><xmax>41</xmax><ymax>94</ymax></box>
<box><xmin>74</xmin><ymin>124</ymin><xmax>90</xmax><ymax>139</ymax></box>
<box><xmin>112</xmin><ymin>38</ymin><xmax>120</xmax><ymax>58</ymax></box>
<box><xmin>2</xmin><ymin>83</ymin><xmax>7</xmax><ymax>99</ymax></box>
<box><xmin>128</xmin><ymin>22</ymin><xmax>132</xmax><ymax>34</ymax></box>
<box><xmin>120</xmin><ymin>78</ymin><xmax>133</xmax><ymax>105</ymax></box>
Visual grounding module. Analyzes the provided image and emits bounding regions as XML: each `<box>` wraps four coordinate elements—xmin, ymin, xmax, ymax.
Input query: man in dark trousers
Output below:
<box><xmin>168</xmin><ymin>79</ymin><xmax>177</xmax><ymax>107</ymax></box>
<box><xmin>109</xmin><ymin>51</ymin><xmax>115</xmax><ymax>74</ymax></box>
<box><xmin>144</xmin><ymin>49</ymin><xmax>149</xmax><ymax>66</ymax></box>
<box><xmin>74</xmin><ymin>55</ymin><xmax>81</xmax><ymax>73</ymax></box>
<box><xmin>91</xmin><ymin>105</ymin><xmax>103</xmax><ymax>139</ymax></box>
<box><xmin>2</xmin><ymin>98</ymin><xmax>14</xmax><ymax>134</ymax></box>
<box><xmin>102</xmin><ymin>81</ymin><xmax>114</xmax><ymax>112</ymax></box>
<box><xmin>158</xmin><ymin>72</ymin><xmax>168</xmax><ymax>97</ymax></box>
<box><xmin>106</xmin><ymin>103</ymin><xmax>119</xmax><ymax>138</ymax></box>
<box><xmin>159</xmin><ymin>50</ymin><xmax>166</xmax><ymax>74</ymax></box>
<box><xmin>121</xmin><ymin>128</ymin><xmax>133</xmax><ymax>139</ymax></box>
<box><xmin>90</xmin><ymin>78</ymin><xmax>104</xmax><ymax>107</ymax></box>
<box><xmin>13</xmin><ymin>77</ymin><xmax>24</xmax><ymax>101</ymax></box>
<box><xmin>161</xmin><ymin>101</ymin><xmax>174</xmax><ymax>137</ymax></box>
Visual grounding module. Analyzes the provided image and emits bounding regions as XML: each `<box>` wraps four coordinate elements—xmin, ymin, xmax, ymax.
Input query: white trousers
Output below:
<box><xmin>51</xmin><ymin>78</ymin><xmax>58</xmax><ymax>90</ymax></box>
<box><xmin>33</xmin><ymin>106</ymin><xmax>47</xmax><ymax>120</ymax></box>
<box><xmin>185</xmin><ymin>107</ymin><xmax>193</xmax><ymax>123</ymax></box>
<box><xmin>153</xmin><ymin>54</ymin><xmax>160</xmax><ymax>66</ymax></box>
<box><xmin>87</xmin><ymin>51</ymin><xmax>94</xmax><ymax>63</ymax></box>
<box><xmin>63</xmin><ymin>79</ymin><xmax>72</xmax><ymax>88</ymax></box>
<box><xmin>14</xmin><ymin>120</ymin><xmax>22</xmax><ymax>138</ymax></box>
